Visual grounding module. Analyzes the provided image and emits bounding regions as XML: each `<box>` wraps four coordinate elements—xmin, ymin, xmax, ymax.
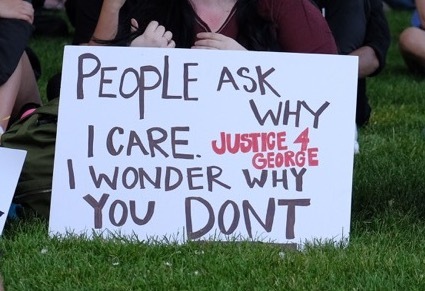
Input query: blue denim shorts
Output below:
<box><xmin>412</xmin><ymin>10</ymin><xmax>421</xmax><ymax>28</ymax></box>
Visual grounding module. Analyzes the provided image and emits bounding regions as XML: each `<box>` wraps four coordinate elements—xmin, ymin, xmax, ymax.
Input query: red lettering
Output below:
<box><xmin>308</xmin><ymin>148</ymin><xmax>319</xmax><ymax>166</ymax></box>
<box><xmin>212</xmin><ymin>132</ymin><xmax>226</xmax><ymax>154</ymax></box>
<box><xmin>252</xmin><ymin>152</ymin><xmax>267</xmax><ymax>169</ymax></box>
<box><xmin>294</xmin><ymin>128</ymin><xmax>310</xmax><ymax>151</ymax></box>
<box><xmin>251</xmin><ymin>149</ymin><xmax>319</xmax><ymax>169</ymax></box>
<box><xmin>211</xmin><ymin>130</ymin><xmax>288</xmax><ymax>155</ymax></box>
<box><xmin>276</xmin><ymin>131</ymin><xmax>287</xmax><ymax>150</ymax></box>
<box><xmin>284</xmin><ymin>151</ymin><xmax>295</xmax><ymax>167</ymax></box>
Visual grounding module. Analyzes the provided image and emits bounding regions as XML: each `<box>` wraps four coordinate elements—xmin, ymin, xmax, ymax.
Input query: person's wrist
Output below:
<box><xmin>102</xmin><ymin>0</ymin><xmax>124</xmax><ymax>12</ymax></box>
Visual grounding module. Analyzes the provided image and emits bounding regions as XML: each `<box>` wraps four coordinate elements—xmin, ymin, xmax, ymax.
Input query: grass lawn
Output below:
<box><xmin>2</xmin><ymin>9</ymin><xmax>425</xmax><ymax>290</ymax></box>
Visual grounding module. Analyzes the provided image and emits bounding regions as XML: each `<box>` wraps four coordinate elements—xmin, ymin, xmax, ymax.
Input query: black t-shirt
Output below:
<box><xmin>312</xmin><ymin>0</ymin><xmax>390</xmax><ymax>76</ymax></box>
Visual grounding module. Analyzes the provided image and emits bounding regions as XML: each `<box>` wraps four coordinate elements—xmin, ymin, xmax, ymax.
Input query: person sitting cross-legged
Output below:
<box><xmin>312</xmin><ymin>0</ymin><xmax>391</xmax><ymax>153</ymax></box>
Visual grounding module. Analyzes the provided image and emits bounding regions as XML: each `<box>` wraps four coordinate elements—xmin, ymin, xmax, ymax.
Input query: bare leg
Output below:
<box><xmin>11</xmin><ymin>51</ymin><xmax>41</xmax><ymax>119</ymax></box>
<box><xmin>399</xmin><ymin>27</ymin><xmax>425</xmax><ymax>74</ymax></box>
<box><xmin>0</xmin><ymin>57</ymin><xmax>21</xmax><ymax>130</ymax></box>
<box><xmin>0</xmin><ymin>51</ymin><xmax>40</xmax><ymax>130</ymax></box>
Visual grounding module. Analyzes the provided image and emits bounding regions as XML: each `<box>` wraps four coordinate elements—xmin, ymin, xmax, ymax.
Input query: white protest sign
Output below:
<box><xmin>0</xmin><ymin>147</ymin><xmax>26</xmax><ymax>235</ymax></box>
<box><xmin>50</xmin><ymin>46</ymin><xmax>358</xmax><ymax>245</ymax></box>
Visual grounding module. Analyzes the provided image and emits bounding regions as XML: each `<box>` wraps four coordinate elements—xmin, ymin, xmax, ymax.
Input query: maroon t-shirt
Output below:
<box><xmin>193</xmin><ymin>0</ymin><xmax>337</xmax><ymax>54</ymax></box>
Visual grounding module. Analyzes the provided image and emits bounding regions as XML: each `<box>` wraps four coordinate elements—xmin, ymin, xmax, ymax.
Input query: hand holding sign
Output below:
<box><xmin>193</xmin><ymin>32</ymin><xmax>246</xmax><ymax>50</ymax></box>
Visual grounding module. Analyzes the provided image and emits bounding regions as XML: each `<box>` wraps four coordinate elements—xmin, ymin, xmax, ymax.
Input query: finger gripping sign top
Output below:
<box><xmin>49</xmin><ymin>46</ymin><xmax>358</xmax><ymax>247</ymax></box>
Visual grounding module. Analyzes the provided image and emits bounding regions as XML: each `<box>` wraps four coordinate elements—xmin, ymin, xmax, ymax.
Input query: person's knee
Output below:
<box><xmin>0</xmin><ymin>72</ymin><xmax>12</xmax><ymax>87</ymax></box>
<box><xmin>399</xmin><ymin>27</ymin><xmax>421</xmax><ymax>53</ymax></box>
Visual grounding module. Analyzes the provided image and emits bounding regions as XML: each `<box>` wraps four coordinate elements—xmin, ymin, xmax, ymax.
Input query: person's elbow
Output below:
<box><xmin>363</xmin><ymin>53</ymin><xmax>380</xmax><ymax>77</ymax></box>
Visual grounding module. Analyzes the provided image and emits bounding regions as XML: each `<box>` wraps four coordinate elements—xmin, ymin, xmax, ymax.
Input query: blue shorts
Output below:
<box><xmin>412</xmin><ymin>10</ymin><xmax>421</xmax><ymax>28</ymax></box>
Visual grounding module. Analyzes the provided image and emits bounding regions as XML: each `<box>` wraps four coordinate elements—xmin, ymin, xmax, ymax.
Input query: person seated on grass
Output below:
<box><xmin>311</xmin><ymin>0</ymin><xmax>391</xmax><ymax>153</ymax></box>
<box><xmin>0</xmin><ymin>0</ymin><xmax>42</xmax><ymax>139</ymax></box>
<box><xmin>312</xmin><ymin>0</ymin><xmax>391</xmax><ymax>128</ymax></box>
<box><xmin>89</xmin><ymin>0</ymin><xmax>337</xmax><ymax>54</ymax></box>
<box><xmin>48</xmin><ymin>0</ymin><xmax>338</xmax><ymax>102</ymax></box>
<box><xmin>399</xmin><ymin>0</ymin><xmax>425</xmax><ymax>75</ymax></box>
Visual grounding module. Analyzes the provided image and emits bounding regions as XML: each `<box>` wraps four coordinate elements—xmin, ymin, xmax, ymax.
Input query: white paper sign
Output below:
<box><xmin>50</xmin><ymin>46</ymin><xmax>358</xmax><ymax>245</ymax></box>
<box><xmin>0</xmin><ymin>147</ymin><xmax>26</xmax><ymax>234</ymax></box>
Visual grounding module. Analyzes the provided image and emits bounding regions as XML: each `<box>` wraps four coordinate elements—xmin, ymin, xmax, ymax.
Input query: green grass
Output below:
<box><xmin>2</xmin><ymin>9</ymin><xmax>425</xmax><ymax>290</ymax></box>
